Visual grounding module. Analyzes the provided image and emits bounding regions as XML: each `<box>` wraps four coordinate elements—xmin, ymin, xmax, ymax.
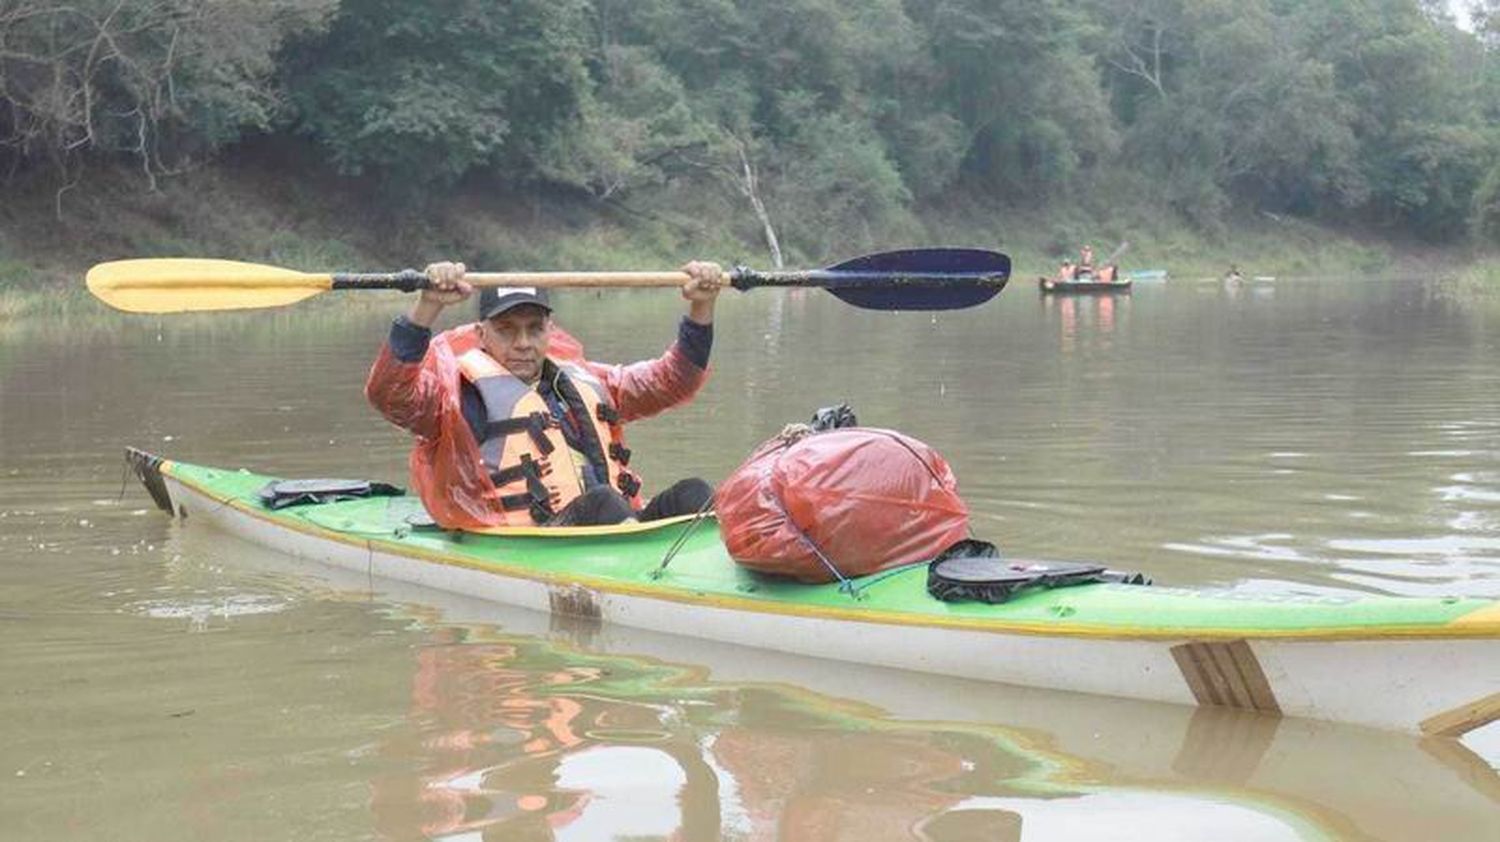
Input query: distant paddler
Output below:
<box><xmin>1078</xmin><ymin>244</ymin><xmax>1096</xmax><ymax>276</ymax></box>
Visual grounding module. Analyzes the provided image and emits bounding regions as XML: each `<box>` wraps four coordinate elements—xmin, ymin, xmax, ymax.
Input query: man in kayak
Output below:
<box><xmin>366</xmin><ymin>260</ymin><xmax>724</xmax><ymax>529</ymax></box>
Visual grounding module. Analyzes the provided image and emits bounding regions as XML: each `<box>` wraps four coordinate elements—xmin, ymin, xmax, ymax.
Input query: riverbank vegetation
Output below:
<box><xmin>2</xmin><ymin>0</ymin><xmax>1497</xmax><ymax>310</ymax></box>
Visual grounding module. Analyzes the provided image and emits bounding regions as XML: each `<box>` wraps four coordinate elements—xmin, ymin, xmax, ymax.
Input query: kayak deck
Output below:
<box><xmin>133</xmin><ymin>450</ymin><xmax>1500</xmax><ymax>734</ymax></box>
<box><xmin>155</xmin><ymin>457</ymin><xmax>1497</xmax><ymax>642</ymax></box>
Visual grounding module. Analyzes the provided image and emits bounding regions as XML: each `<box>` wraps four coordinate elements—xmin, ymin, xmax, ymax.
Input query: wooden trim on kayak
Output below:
<box><xmin>1171</xmin><ymin>641</ymin><xmax>1281</xmax><ymax>714</ymax></box>
<box><xmin>1419</xmin><ymin>691</ymin><xmax>1500</xmax><ymax>738</ymax></box>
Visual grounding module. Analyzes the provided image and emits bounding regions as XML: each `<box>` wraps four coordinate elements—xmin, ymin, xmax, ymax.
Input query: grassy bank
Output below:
<box><xmin>1447</xmin><ymin>258</ymin><xmax>1500</xmax><ymax>294</ymax></box>
<box><xmin>1</xmin><ymin>152</ymin><xmax>1490</xmax><ymax>321</ymax></box>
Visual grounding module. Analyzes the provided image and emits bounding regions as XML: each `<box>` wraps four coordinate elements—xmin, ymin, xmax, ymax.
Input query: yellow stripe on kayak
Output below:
<box><xmin>1447</xmin><ymin>600</ymin><xmax>1500</xmax><ymax>632</ymax></box>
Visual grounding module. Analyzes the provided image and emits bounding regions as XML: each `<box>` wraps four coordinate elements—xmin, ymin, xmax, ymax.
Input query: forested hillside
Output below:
<box><xmin>1</xmin><ymin>0</ymin><xmax>1497</xmax><ymax>283</ymax></box>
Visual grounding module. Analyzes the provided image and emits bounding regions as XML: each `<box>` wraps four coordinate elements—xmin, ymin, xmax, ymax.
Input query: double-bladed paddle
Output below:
<box><xmin>85</xmin><ymin>248</ymin><xmax>1010</xmax><ymax>314</ymax></box>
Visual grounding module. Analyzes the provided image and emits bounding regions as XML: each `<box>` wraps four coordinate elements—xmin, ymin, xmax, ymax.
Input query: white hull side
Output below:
<box><xmin>162</xmin><ymin>475</ymin><xmax>1499</xmax><ymax>734</ymax></box>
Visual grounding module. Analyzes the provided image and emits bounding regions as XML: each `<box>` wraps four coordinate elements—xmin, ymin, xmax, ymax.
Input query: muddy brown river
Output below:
<box><xmin>2</xmin><ymin>276</ymin><xmax>1497</xmax><ymax>839</ymax></box>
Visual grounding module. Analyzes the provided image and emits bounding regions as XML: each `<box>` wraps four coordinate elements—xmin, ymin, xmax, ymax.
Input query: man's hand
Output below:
<box><xmin>680</xmin><ymin>260</ymin><xmax>724</xmax><ymax>326</ymax></box>
<box><xmin>422</xmin><ymin>261</ymin><xmax>472</xmax><ymax>305</ymax></box>
<box><xmin>410</xmin><ymin>261</ymin><xmax>471</xmax><ymax>328</ymax></box>
<box><xmin>680</xmin><ymin>261</ymin><xmax>725</xmax><ymax>302</ymax></box>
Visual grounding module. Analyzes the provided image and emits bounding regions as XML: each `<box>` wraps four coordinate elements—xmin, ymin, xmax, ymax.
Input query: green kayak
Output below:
<box><xmin>126</xmin><ymin>447</ymin><xmax>1500</xmax><ymax>736</ymax></box>
<box><xmin>1038</xmin><ymin>277</ymin><xmax>1133</xmax><ymax>294</ymax></box>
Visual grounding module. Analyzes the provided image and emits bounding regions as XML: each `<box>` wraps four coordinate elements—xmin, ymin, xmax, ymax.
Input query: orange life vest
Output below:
<box><xmin>456</xmin><ymin>349</ymin><xmax>642</xmax><ymax>526</ymax></box>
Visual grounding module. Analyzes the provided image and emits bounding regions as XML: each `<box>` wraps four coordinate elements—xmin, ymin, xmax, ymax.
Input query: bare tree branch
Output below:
<box><xmin>0</xmin><ymin>0</ymin><xmax>335</xmax><ymax>207</ymax></box>
<box><xmin>732</xmin><ymin>136</ymin><xmax>783</xmax><ymax>269</ymax></box>
<box><xmin>1105</xmin><ymin>23</ymin><xmax>1167</xmax><ymax>99</ymax></box>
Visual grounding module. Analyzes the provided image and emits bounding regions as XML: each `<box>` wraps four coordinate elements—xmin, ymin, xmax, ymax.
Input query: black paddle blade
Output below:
<box><xmin>821</xmin><ymin>248</ymin><xmax>1010</xmax><ymax>310</ymax></box>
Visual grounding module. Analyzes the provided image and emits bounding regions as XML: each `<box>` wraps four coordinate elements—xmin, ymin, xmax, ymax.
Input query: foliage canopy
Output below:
<box><xmin>2</xmin><ymin>0</ymin><xmax>1497</xmax><ymax>254</ymax></box>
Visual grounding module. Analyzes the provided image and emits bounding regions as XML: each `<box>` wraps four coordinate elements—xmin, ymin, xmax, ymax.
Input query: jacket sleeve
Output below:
<box><xmin>365</xmin><ymin>320</ymin><xmax>452</xmax><ymax>440</ymax></box>
<box><xmin>586</xmin><ymin>318</ymin><xmax>711</xmax><ymax>423</ymax></box>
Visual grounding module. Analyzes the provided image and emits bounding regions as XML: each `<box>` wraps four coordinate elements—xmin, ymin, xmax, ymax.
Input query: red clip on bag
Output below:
<box><xmin>714</xmin><ymin>428</ymin><xmax>970</xmax><ymax>583</ymax></box>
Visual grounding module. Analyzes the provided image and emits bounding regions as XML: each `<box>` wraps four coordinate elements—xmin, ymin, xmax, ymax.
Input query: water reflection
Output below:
<box><xmin>372</xmin><ymin>622</ymin><xmax>1332</xmax><ymax>842</ymax></box>
<box><xmin>1041</xmin><ymin>292</ymin><xmax>1128</xmax><ymax>357</ymax></box>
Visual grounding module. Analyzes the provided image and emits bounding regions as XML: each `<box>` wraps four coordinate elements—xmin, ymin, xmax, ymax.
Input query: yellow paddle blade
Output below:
<box><xmin>86</xmin><ymin>258</ymin><xmax>335</xmax><ymax>313</ymax></box>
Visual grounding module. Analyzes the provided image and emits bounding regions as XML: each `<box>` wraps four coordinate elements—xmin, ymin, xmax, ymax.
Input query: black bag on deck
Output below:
<box><xmin>927</xmin><ymin>539</ymin><xmax>1150</xmax><ymax>604</ymax></box>
<box><xmin>257</xmin><ymin>478</ymin><xmax>404</xmax><ymax>510</ymax></box>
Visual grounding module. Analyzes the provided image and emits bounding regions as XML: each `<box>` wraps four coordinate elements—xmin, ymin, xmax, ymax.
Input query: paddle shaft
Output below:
<box><xmin>86</xmin><ymin>248</ymin><xmax>1010</xmax><ymax>313</ymax></box>
<box><xmin>330</xmin><ymin>267</ymin><xmax>1009</xmax><ymax>292</ymax></box>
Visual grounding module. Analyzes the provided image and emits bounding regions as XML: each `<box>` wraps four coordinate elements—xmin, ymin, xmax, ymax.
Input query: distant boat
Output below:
<box><xmin>1219</xmin><ymin>274</ymin><xmax>1276</xmax><ymax>287</ymax></box>
<box><xmin>1039</xmin><ymin>276</ymin><xmax>1133</xmax><ymax>294</ymax></box>
<box><xmin>1125</xmin><ymin>269</ymin><xmax>1167</xmax><ymax>282</ymax></box>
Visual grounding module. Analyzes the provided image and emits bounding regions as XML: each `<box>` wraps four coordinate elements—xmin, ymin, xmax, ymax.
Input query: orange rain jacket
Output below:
<box><xmin>366</xmin><ymin>322</ymin><xmax>708</xmax><ymax>530</ymax></box>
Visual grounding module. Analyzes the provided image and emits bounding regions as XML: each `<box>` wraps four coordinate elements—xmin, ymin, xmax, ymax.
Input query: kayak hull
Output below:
<box><xmin>131</xmin><ymin>449</ymin><xmax>1500</xmax><ymax>735</ymax></box>
<box><xmin>1039</xmin><ymin>277</ymin><xmax>1133</xmax><ymax>294</ymax></box>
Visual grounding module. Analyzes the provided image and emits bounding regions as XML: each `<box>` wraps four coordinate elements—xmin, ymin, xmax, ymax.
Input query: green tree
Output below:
<box><xmin>582</xmin><ymin>0</ymin><xmax>933</xmax><ymax>262</ymax></box>
<box><xmin>1288</xmin><ymin>0</ymin><xmax>1492</xmax><ymax>236</ymax></box>
<box><xmin>283</xmin><ymin>0</ymin><xmax>593</xmax><ymax>188</ymax></box>
<box><xmin>538</xmin><ymin>44</ymin><xmax>706</xmax><ymax>199</ymax></box>
<box><xmin>1470</xmin><ymin>161</ymin><xmax>1500</xmax><ymax>243</ymax></box>
<box><xmin>910</xmin><ymin>0</ymin><xmax>1115</xmax><ymax>198</ymax></box>
<box><xmin>757</xmin><ymin>92</ymin><xmax>913</xmax><ymax>261</ymax></box>
<box><xmin>1462</xmin><ymin>2</ymin><xmax>1500</xmax><ymax>243</ymax></box>
<box><xmin>0</xmin><ymin>0</ymin><xmax>334</xmax><ymax>192</ymax></box>
<box><xmin>1100</xmin><ymin>0</ymin><xmax>1362</xmax><ymax>223</ymax></box>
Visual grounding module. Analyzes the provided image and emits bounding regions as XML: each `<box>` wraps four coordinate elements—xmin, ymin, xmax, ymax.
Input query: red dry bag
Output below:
<box><xmin>714</xmin><ymin>428</ymin><xmax>970</xmax><ymax>583</ymax></box>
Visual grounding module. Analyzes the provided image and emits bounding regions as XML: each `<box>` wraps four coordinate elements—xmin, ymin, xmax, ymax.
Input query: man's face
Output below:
<box><xmin>481</xmin><ymin>305</ymin><xmax>551</xmax><ymax>383</ymax></box>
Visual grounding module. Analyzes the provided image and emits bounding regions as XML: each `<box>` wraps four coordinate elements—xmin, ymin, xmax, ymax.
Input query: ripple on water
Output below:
<box><xmin>1161</xmin><ymin>532</ymin><xmax>1500</xmax><ymax>597</ymax></box>
<box><xmin>1162</xmin><ymin>533</ymin><xmax>1320</xmax><ymax>565</ymax></box>
<box><xmin>1435</xmin><ymin>482</ymin><xmax>1500</xmax><ymax>504</ymax></box>
<box><xmin>127</xmin><ymin>593</ymin><xmax>290</xmax><ymax>622</ymax></box>
<box><xmin>1327</xmin><ymin>535</ymin><xmax>1500</xmax><ymax>556</ymax></box>
<box><xmin>1447</xmin><ymin>510</ymin><xmax>1500</xmax><ymax>532</ymax></box>
<box><xmin>1321</xmin><ymin>535</ymin><xmax>1500</xmax><ymax>596</ymax></box>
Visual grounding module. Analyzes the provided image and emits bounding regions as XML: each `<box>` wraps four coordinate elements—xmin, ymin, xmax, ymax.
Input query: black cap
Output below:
<box><xmin>477</xmin><ymin>286</ymin><xmax>551</xmax><ymax>320</ymax></box>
